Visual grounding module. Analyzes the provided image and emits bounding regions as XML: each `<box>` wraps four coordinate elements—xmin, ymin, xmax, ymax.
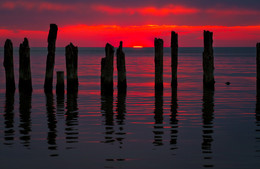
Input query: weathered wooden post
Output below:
<box><xmin>19</xmin><ymin>38</ymin><xmax>32</xmax><ymax>93</ymax></box>
<box><xmin>257</xmin><ymin>43</ymin><xmax>260</xmax><ymax>90</ymax></box>
<box><xmin>3</xmin><ymin>39</ymin><xmax>15</xmax><ymax>92</ymax></box>
<box><xmin>203</xmin><ymin>30</ymin><xmax>215</xmax><ymax>89</ymax></box>
<box><xmin>66</xmin><ymin>43</ymin><xmax>78</xmax><ymax>93</ymax></box>
<box><xmin>116</xmin><ymin>41</ymin><xmax>127</xmax><ymax>92</ymax></box>
<box><xmin>154</xmin><ymin>38</ymin><xmax>164</xmax><ymax>90</ymax></box>
<box><xmin>171</xmin><ymin>31</ymin><xmax>178</xmax><ymax>86</ymax></box>
<box><xmin>56</xmin><ymin>71</ymin><xmax>64</xmax><ymax>95</ymax></box>
<box><xmin>44</xmin><ymin>24</ymin><xmax>58</xmax><ymax>93</ymax></box>
<box><xmin>101</xmin><ymin>43</ymin><xmax>114</xmax><ymax>94</ymax></box>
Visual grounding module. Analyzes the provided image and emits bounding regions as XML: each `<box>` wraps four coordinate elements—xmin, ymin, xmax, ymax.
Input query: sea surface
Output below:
<box><xmin>0</xmin><ymin>47</ymin><xmax>259</xmax><ymax>169</ymax></box>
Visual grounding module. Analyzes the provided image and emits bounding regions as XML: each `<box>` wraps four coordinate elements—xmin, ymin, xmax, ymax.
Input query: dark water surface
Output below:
<box><xmin>0</xmin><ymin>47</ymin><xmax>259</xmax><ymax>169</ymax></box>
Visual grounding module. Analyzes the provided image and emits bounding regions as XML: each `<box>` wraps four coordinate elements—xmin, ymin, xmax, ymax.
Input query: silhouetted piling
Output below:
<box><xmin>101</xmin><ymin>43</ymin><xmax>114</xmax><ymax>94</ymax></box>
<box><xmin>116</xmin><ymin>41</ymin><xmax>127</xmax><ymax>92</ymax></box>
<box><xmin>171</xmin><ymin>31</ymin><xmax>178</xmax><ymax>86</ymax></box>
<box><xmin>56</xmin><ymin>71</ymin><xmax>64</xmax><ymax>95</ymax></box>
<box><xmin>66</xmin><ymin>43</ymin><xmax>78</xmax><ymax>93</ymax></box>
<box><xmin>203</xmin><ymin>31</ymin><xmax>215</xmax><ymax>89</ymax></box>
<box><xmin>44</xmin><ymin>24</ymin><xmax>58</xmax><ymax>93</ymax></box>
<box><xmin>203</xmin><ymin>31</ymin><xmax>215</xmax><ymax>88</ymax></box>
<box><xmin>19</xmin><ymin>38</ymin><xmax>32</xmax><ymax>93</ymax></box>
<box><xmin>257</xmin><ymin>43</ymin><xmax>260</xmax><ymax>90</ymax></box>
<box><xmin>4</xmin><ymin>39</ymin><xmax>15</xmax><ymax>92</ymax></box>
<box><xmin>154</xmin><ymin>38</ymin><xmax>164</xmax><ymax>90</ymax></box>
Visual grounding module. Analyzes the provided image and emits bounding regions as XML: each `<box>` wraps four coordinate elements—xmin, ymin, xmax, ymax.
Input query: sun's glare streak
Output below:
<box><xmin>133</xmin><ymin>46</ymin><xmax>144</xmax><ymax>48</ymax></box>
<box><xmin>1</xmin><ymin>25</ymin><xmax>260</xmax><ymax>47</ymax></box>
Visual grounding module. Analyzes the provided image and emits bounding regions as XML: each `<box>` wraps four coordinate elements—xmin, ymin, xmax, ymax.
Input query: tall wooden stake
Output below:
<box><xmin>101</xmin><ymin>43</ymin><xmax>114</xmax><ymax>94</ymax></box>
<box><xmin>116</xmin><ymin>41</ymin><xmax>127</xmax><ymax>92</ymax></box>
<box><xmin>66</xmin><ymin>43</ymin><xmax>78</xmax><ymax>93</ymax></box>
<box><xmin>3</xmin><ymin>39</ymin><xmax>15</xmax><ymax>92</ymax></box>
<box><xmin>154</xmin><ymin>38</ymin><xmax>164</xmax><ymax>90</ymax></box>
<box><xmin>203</xmin><ymin>30</ymin><xmax>215</xmax><ymax>89</ymax></box>
<box><xmin>19</xmin><ymin>38</ymin><xmax>32</xmax><ymax>93</ymax></box>
<box><xmin>44</xmin><ymin>24</ymin><xmax>58</xmax><ymax>93</ymax></box>
<box><xmin>171</xmin><ymin>31</ymin><xmax>178</xmax><ymax>86</ymax></box>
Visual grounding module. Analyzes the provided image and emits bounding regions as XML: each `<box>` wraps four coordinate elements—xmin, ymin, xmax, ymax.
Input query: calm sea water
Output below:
<box><xmin>0</xmin><ymin>47</ymin><xmax>259</xmax><ymax>169</ymax></box>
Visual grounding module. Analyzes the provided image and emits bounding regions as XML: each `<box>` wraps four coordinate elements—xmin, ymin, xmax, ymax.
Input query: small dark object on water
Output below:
<box><xmin>225</xmin><ymin>82</ymin><xmax>230</xmax><ymax>85</ymax></box>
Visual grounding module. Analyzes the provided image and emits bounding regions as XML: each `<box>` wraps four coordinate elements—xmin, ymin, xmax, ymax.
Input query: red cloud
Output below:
<box><xmin>92</xmin><ymin>4</ymin><xmax>199</xmax><ymax>16</ymax></box>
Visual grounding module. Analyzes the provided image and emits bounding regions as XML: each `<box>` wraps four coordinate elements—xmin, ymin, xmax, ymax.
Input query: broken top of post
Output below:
<box><xmin>48</xmin><ymin>24</ymin><xmax>58</xmax><ymax>44</ymax></box>
<box><xmin>203</xmin><ymin>30</ymin><xmax>215</xmax><ymax>89</ymax></box>
<box><xmin>19</xmin><ymin>37</ymin><xmax>32</xmax><ymax>93</ymax></box>
<box><xmin>101</xmin><ymin>43</ymin><xmax>114</xmax><ymax>94</ymax></box>
<box><xmin>4</xmin><ymin>39</ymin><xmax>16</xmax><ymax>92</ymax></box>
<box><xmin>116</xmin><ymin>41</ymin><xmax>127</xmax><ymax>91</ymax></box>
<box><xmin>44</xmin><ymin>23</ymin><xmax>58</xmax><ymax>93</ymax></box>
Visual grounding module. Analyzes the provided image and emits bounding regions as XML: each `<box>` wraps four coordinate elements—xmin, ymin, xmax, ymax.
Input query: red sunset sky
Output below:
<box><xmin>0</xmin><ymin>0</ymin><xmax>260</xmax><ymax>47</ymax></box>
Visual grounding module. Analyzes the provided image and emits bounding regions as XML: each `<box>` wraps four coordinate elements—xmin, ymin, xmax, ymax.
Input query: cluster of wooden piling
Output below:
<box><xmin>2</xmin><ymin>24</ymin><xmax>79</xmax><ymax>95</ymax></box>
<box><xmin>3</xmin><ymin>24</ymin><xmax>260</xmax><ymax>95</ymax></box>
<box><xmin>101</xmin><ymin>41</ymin><xmax>127</xmax><ymax>95</ymax></box>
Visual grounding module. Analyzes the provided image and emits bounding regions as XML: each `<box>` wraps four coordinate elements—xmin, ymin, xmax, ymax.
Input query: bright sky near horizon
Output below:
<box><xmin>0</xmin><ymin>0</ymin><xmax>260</xmax><ymax>47</ymax></box>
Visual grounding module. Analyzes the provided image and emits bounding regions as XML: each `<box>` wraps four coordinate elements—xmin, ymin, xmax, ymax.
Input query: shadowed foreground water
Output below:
<box><xmin>0</xmin><ymin>47</ymin><xmax>259</xmax><ymax>169</ymax></box>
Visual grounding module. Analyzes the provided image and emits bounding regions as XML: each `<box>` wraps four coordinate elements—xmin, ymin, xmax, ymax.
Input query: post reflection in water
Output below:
<box><xmin>45</xmin><ymin>92</ymin><xmax>58</xmax><ymax>156</ymax></box>
<box><xmin>3</xmin><ymin>90</ymin><xmax>15</xmax><ymax>146</ymax></box>
<box><xmin>202</xmin><ymin>87</ymin><xmax>215</xmax><ymax>168</ymax></box>
<box><xmin>101</xmin><ymin>90</ymin><xmax>114</xmax><ymax>144</ymax></box>
<box><xmin>19</xmin><ymin>91</ymin><xmax>32</xmax><ymax>148</ymax></box>
<box><xmin>65</xmin><ymin>91</ymin><xmax>79</xmax><ymax>149</ymax></box>
<box><xmin>170</xmin><ymin>85</ymin><xmax>178</xmax><ymax>151</ymax></box>
<box><xmin>100</xmin><ymin>87</ymin><xmax>127</xmax><ymax>148</ymax></box>
<box><xmin>153</xmin><ymin>89</ymin><xmax>164</xmax><ymax>146</ymax></box>
<box><xmin>115</xmin><ymin>89</ymin><xmax>126</xmax><ymax>148</ymax></box>
<box><xmin>255</xmin><ymin>90</ymin><xmax>260</xmax><ymax>157</ymax></box>
<box><xmin>56</xmin><ymin>91</ymin><xmax>65</xmax><ymax>118</ymax></box>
